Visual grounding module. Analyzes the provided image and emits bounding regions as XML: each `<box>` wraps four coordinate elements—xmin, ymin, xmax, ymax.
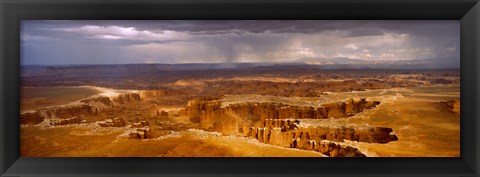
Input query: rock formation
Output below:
<box><xmin>98</xmin><ymin>118</ymin><xmax>126</xmax><ymax>127</ymax></box>
<box><xmin>52</xmin><ymin>105</ymin><xmax>96</xmax><ymax>119</ymax></box>
<box><xmin>441</xmin><ymin>100</ymin><xmax>460</xmax><ymax>114</ymax></box>
<box><xmin>174</xmin><ymin>97</ymin><xmax>394</xmax><ymax>156</ymax></box>
<box><xmin>140</xmin><ymin>90</ymin><xmax>168</xmax><ymax>99</ymax></box>
<box><xmin>81</xmin><ymin>96</ymin><xmax>114</xmax><ymax>106</ymax></box>
<box><xmin>179</xmin><ymin>98</ymin><xmax>381</xmax><ymax>134</ymax></box>
<box><xmin>160</xmin><ymin>111</ymin><xmax>169</xmax><ymax>118</ymax></box>
<box><xmin>316</xmin><ymin>140</ymin><xmax>366</xmax><ymax>157</ymax></box>
<box><xmin>129</xmin><ymin>127</ymin><xmax>152</xmax><ymax>139</ymax></box>
<box><xmin>49</xmin><ymin>117</ymin><xmax>82</xmax><ymax>126</ymax></box>
<box><xmin>19</xmin><ymin>92</ymin><xmax>143</xmax><ymax>125</ymax></box>
<box><xmin>132</xmin><ymin>120</ymin><xmax>150</xmax><ymax>128</ymax></box>
<box><xmin>245</xmin><ymin>118</ymin><xmax>397</xmax><ymax>157</ymax></box>
<box><xmin>20</xmin><ymin>112</ymin><xmax>44</xmax><ymax>125</ymax></box>
<box><xmin>111</xmin><ymin>93</ymin><xmax>141</xmax><ymax>104</ymax></box>
<box><xmin>247</xmin><ymin>123</ymin><xmax>398</xmax><ymax>145</ymax></box>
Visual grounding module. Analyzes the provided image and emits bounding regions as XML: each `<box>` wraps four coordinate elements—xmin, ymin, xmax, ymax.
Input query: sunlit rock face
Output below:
<box><xmin>247</xmin><ymin>124</ymin><xmax>398</xmax><ymax>146</ymax></box>
<box><xmin>140</xmin><ymin>90</ymin><xmax>168</xmax><ymax>99</ymax></box>
<box><xmin>49</xmin><ymin>117</ymin><xmax>82</xmax><ymax>126</ymax></box>
<box><xmin>175</xmin><ymin>97</ymin><xmax>395</xmax><ymax>157</ymax></box>
<box><xmin>81</xmin><ymin>96</ymin><xmax>114</xmax><ymax>107</ymax></box>
<box><xmin>180</xmin><ymin>98</ymin><xmax>380</xmax><ymax>135</ymax></box>
<box><xmin>129</xmin><ymin>128</ymin><xmax>152</xmax><ymax>139</ymax></box>
<box><xmin>111</xmin><ymin>93</ymin><xmax>141</xmax><ymax>104</ymax></box>
<box><xmin>19</xmin><ymin>92</ymin><xmax>142</xmax><ymax>125</ymax></box>
<box><xmin>98</xmin><ymin>118</ymin><xmax>126</xmax><ymax>127</ymax></box>
<box><xmin>245</xmin><ymin>119</ymin><xmax>398</xmax><ymax>157</ymax></box>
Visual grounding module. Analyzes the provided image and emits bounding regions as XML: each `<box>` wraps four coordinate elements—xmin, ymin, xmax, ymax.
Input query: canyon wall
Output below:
<box><xmin>49</xmin><ymin>117</ymin><xmax>82</xmax><ymax>126</ymax></box>
<box><xmin>20</xmin><ymin>93</ymin><xmax>142</xmax><ymax>125</ymax></box>
<box><xmin>176</xmin><ymin>97</ymin><xmax>395</xmax><ymax>157</ymax></box>
<box><xmin>247</xmin><ymin>123</ymin><xmax>398</xmax><ymax>146</ymax></box>
<box><xmin>245</xmin><ymin>126</ymin><xmax>370</xmax><ymax>157</ymax></box>
<box><xmin>111</xmin><ymin>93</ymin><xmax>141</xmax><ymax>104</ymax></box>
<box><xmin>246</xmin><ymin>119</ymin><xmax>397</xmax><ymax>157</ymax></box>
<box><xmin>179</xmin><ymin>98</ymin><xmax>380</xmax><ymax>134</ymax></box>
<box><xmin>139</xmin><ymin>90</ymin><xmax>169</xmax><ymax>99</ymax></box>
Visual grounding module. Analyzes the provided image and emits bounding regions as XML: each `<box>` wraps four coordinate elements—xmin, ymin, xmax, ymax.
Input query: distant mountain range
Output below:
<box><xmin>21</xmin><ymin>57</ymin><xmax>460</xmax><ymax>77</ymax></box>
<box><xmin>283</xmin><ymin>57</ymin><xmax>460</xmax><ymax>69</ymax></box>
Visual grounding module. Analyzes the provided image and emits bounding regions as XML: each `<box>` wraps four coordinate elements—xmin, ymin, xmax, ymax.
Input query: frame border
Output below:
<box><xmin>1</xmin><ymin>0</ymin><xmax>479</xmax><ymax>176</ymax></box>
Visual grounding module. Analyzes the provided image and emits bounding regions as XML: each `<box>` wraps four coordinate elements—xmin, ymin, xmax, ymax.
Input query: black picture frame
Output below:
<box><xmin>1</xmin><ymin>0</ymin><xmax>479</xmax><ymax>176</ymax></box>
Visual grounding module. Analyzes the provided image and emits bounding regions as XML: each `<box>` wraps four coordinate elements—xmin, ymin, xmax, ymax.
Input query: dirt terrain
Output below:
<box><xmin>20</xmin><ymin>64</ymin><xmax>460</xmax><ymax>157</ymax></box>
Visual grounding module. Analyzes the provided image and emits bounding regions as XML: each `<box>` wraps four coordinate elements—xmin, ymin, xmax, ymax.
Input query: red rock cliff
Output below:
<box><xmin>180</xmin><ymin>98</ymin><xmax>381</xmax><ymax>135</ymax></box>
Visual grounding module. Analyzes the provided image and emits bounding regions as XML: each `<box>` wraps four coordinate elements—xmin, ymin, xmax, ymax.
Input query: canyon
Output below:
<box><xmin>19</xmin><ymin>65</ymin><xmax>460</xmax><ymax>157</ymax></box>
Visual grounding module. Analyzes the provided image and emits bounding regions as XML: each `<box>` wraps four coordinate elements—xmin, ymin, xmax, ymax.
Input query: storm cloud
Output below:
<box><xmin>21</xmin><ymin>20</ymin><xmax>459</xmax><ymax>66</ymax></box>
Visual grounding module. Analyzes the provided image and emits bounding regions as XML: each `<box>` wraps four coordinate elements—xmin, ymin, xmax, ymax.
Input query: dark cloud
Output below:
<box><xmin>21</xmin><ymin>20</ymin><xmax>459</xmax><ymax>66</ymax></box>
<box><xmin>23</xmin><ymin>20</ymin><xmax>458</xmax><ymax>35</ymax></box>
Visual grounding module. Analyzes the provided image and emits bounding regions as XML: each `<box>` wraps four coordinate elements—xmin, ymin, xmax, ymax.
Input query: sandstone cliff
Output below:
<box><xmin>111</xmin><ymin>93</ymin><xmax>141</xmax><ymax>104</ymax></box>
<box><xmin>49</xmin><ymin>117</ymin><xmax>82</xmax><ymax>126</ymax></box>
<box><xmin>179</xmin><ymin>98</ymin><xmax>380</xmax><ymax>135</ymax></box>
<box><xmin>247</xmin><ymin>123</ymin><xmax>398</xmax><ymax>146</ymax></box>
<box><xmin>20</xmin><ymin>92</ymin><xmax>142</xmax><ymax>125</ymax></box>
<box><xmin>140</xmin><ymin>90</ymin><xmax>168</xmax><ymax>99</ymax></box>
<box><xmin>246</xmin><ymin>119</ymin><xmax>397</xmax><ymax>157</ymax></box>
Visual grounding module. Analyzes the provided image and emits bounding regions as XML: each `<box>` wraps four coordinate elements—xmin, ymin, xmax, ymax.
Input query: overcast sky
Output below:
<box><xmin>21</xmin><ymin>20</ymin><xmax>459</xmax><ymax>65</ymax></box>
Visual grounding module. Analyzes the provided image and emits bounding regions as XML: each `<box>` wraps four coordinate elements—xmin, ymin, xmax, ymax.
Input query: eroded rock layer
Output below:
<box><xmin>175</xmin><ymin>97</ymin><xmax>396</xmax><ymax>157</ymax></box>
<box><xmin>248</xmin><ymin>123</ymin><xmax>398</xmax><ymax>145</ymax></box>
<box><xmin>20</xmin><ymin>92</ymin><xmax>142</xmax><ymax>125</ymax></box>
<box><xmin>179</xmin><ymin>98</ymin><xmax>380</xmax><ymax>135</ymax></box>
<box><xmin>245</xmin><ymin>119</ymin><xmax>397</xmax><ymax>157</ymax></box>
<box><xmin>49</xmin><ymin>117</ymin><xmax>82</xmax><ymax>126</ymax></box>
